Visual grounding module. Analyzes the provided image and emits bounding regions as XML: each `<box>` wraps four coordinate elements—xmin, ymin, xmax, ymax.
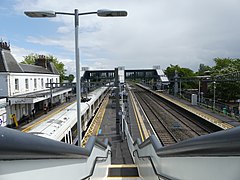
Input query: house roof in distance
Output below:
<box><xmin>0</xmin><ymin>42</ymin><xmax>59</xmax><ymax>75</ymax></box>
<box><xmin>19</xmin><ymin>64</ymin><xmax>53</xmax><ymax>74</ymax></box>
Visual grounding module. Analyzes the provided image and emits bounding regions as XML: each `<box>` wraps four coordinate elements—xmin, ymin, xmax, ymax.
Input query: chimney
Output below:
<box><xmin>0</xmin><ymin>41</ymin><xmax>10</xmax><ymax>51</ymax></box>
<box><xmin>35</xmin><ymin>55</ymin><xmax>48</xmax><ymax>68</ymax></box>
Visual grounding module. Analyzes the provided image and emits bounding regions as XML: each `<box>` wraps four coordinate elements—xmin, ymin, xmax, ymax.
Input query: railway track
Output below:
<box><xmin>146</xmin><ymin>93</ymin><xmax>212</xmax><ymax>136</ymax></box>
<box><xmin>132</xmin><ymin>85</ymin><xmax>214</xmax><ymax>146</ymax></box>
<box><xmin>135</xmin><ymin>92</ymin><xmax>178</xmax><ymax>146</ymax></box>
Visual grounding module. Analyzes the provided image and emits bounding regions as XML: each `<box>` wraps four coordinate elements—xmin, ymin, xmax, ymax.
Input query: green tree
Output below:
<box><xmin>68</xmin><ymin>74</ymin><xmax>75</xmax><ymax>83</ymax></box>
<box><xmin>21</xmin><ymin>53</ymin><xmax>66</xmax><ymax>82</ymax></box>
<box><xmin>164</xmin><ymin>64</ymin><xmax>197</xmax><ymax>91</ymax></box>
<box><xmin>197</xmin><ymin>63</ymin><xmax>212</xmax><ymax>76</ymax></box>
<box><xmin>165</xmin><ymin>64</ymin><xmax>195</xmax><ymax>79</ymax></box>
<box><xmin>211</xmin><ymin>58</ymin><xmax>240</xmax><ymax>101</ymax></box>
<box><xmin>213</xmin><ymin>58</ymin><xmax>240</xmax><ymax>74</ymax></box>
<box><xmin>22</xmin><ymin>53</ymin><xmax>37</xmax><ymax>64</ymax></box>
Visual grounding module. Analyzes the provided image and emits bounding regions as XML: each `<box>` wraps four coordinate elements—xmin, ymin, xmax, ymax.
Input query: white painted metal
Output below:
<box><xmin>28</xmin><ymin>86</ymin><xmax>108</xmax><ymax>143</ymax></box>
<box><xmin>123</xmin><ymin>97</ymin><xmax>240</xmax><ymax>180</ymax></box>
<box><xmin>0</xmin><ymin>144</ymin><xmax>111</xmax><ymax>180</ymax></box>
<box><xmin>191</xmin><ymin>94</ymin><xmax>198</xmax><ymax>105</ymax></box>
<box><xmin>155</xmin><ymin>69</ymin><xmax>169</xmax><ymax>83</ymax></box>
<box><xmin>106</xmin><ymin>178</ymin><xmax>142</xmax><ymax>180</ymax></box>
<box><xmin>118</xmin><ymin>66</ymin><xmax>125</xmax><ymax>84</ymax></box>
<box><xmin>134</xmin><ymin>142</ymin><xmax>240</xmax><ymax>180</ymax></box>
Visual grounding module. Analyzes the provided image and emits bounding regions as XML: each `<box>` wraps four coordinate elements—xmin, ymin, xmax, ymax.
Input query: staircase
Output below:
<box><xmin>107</xmin><ymin>164</ymin><xmax>141</xmax><ymax>180</ymax></box>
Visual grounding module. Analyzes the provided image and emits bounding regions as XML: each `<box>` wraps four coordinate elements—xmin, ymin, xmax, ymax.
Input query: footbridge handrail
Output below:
<box><xmin>157</xmin><ymin>126</ymin><xmax>240</xmax><ymax>157</ymax></box>
<box><xmin>80</xmin><ymin>136</ymin><xmax>112</xmax><ymax>180</ymax></box>
<box><xmin>0</xmin><ymin>127</ymin><xmax>110</xmax><ymax>160</ymax></box>
<box><xmin>0</xmin><ymin>127</ymin><xmax>112</xmax><ymax>180</ymax></box>
<box><xmin>81</xmin><ymin>149</ymin><xmax>111</xmax><ymax>180</ymax></box>
<box><xmin>133</xmin><ymin>150</ymin><xmax>172</xmax><ymax>180</ymax></box>
<box><xmin>134</xmin><ymin>126</ymin><xmax>240</xmax><ymax>157</ymax></box>
<box><xmin>131</xmin><ymin>126</ymin><xmax>240</xmax><ymax>180</ymax></box>
<box><xmin>85</xmin><ymin>136</ymin><xmax>111</xmax><ymax>154</ymax></box>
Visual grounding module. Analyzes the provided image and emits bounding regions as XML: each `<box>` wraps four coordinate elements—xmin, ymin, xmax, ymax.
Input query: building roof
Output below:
<box><xmin>10</xmin><ymin>86</ymin><xmax>71</xmax><ymax>98</ymax></box>
<box><xmin>47</xmin><ymin>62</ymin><xmax>59</xmax><ymax>75</ymax></box>
<box><xmin>19</xmin><ymin>64</ymin><xmax>53</xmax><ymax>74</ymax></box>
<box><xmin>0</xmin><ymin>47</ymin><xmax>59</xmax><ymax>75</ymax></box>
<box><xmin>0</xmin><ymin>49</ymin><xmax>23</xmax><ymax>73</ymax></box>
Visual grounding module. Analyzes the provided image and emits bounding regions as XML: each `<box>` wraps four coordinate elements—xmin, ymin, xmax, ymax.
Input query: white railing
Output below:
<box><xmin>0</xmin><ymin>127</ymin><xmax>111</xmax><ymax>180</ymax></box>
<box><xmin>123</xmin><ymin>116</ymin><xmax>240</xmax><ymax>180</ymax></box>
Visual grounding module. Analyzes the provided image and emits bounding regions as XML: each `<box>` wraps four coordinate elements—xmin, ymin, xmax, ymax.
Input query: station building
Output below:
<box><xmin>0</xmin><ymin>42</ymin><xmax>72</xmax><ymax>126</ymax></box>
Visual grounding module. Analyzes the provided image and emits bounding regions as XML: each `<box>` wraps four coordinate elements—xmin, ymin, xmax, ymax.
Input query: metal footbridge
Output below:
<box><xmin>1</xmin><ymin>119</ymin><xmax>240</xmax><ymax>179</ymax></box>
<box><xmin>1</xmin><ymin>82</ymin><xmax>240</xmax><ymax>179</ymax></box>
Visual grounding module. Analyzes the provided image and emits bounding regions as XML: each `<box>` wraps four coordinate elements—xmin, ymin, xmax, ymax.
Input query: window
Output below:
<box><xmin>34</xmin><ymin>78</ymin><xmax>37</xmax><ymax>89</ymax></box>
<box><xmin>15</xmin><ymin>79</ymin><xmax>19</xmax><ymax>90</ymax></box>
<box><xmin>56</xmin><ymin>78</ymin><xmax>58</xmax><ymax>87</ymax></box>
<box><xmin>51</xmin><ymin>78</ymin><xmax>54</xmax><ymax>87</ymax></box>
<box><xmin>25</xmin><ymin>79</ymin><xmax>29</xmax><ymax>90</ymax></box>
<box><xmin>41</xmin><ymin>78</ymin><xmax>44</xmax><ymax>88</ymax></box>
<box><xmin>46</xmin><ymin>78</ymin><xmax>49</xmax><ymax>88</ymax></box>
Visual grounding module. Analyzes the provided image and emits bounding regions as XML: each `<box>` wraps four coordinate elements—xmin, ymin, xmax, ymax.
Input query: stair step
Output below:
<box><xmin>107</xmin><ymin>177</ymin><xmax>142</xmax><ymax>180</ymax></box>
<box><xmin>108</xmin><ymin>164</ymin><xmax>139</xmax><ymax>177</ymax></box>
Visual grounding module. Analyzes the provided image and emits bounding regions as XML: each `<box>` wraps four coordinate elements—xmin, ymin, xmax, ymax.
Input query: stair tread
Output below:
<box><xmin>109</xmin><ymin>164</ymin><xmax>137</xmax><ymax>168</ymax></box>
<box><xmin>106</xmin><ymin>178</ymin><xmax>141</xmax><ymax>180</ymax></box>
<box><xmin>108</xmin><ymin>164</ymin><xmax>139</xmax><ymax>177</ymax></box>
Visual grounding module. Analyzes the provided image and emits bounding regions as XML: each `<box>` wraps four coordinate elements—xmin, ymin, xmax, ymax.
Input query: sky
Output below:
<box><xmin>0</xmin><ymin>0</ymin><xmax>240</xmax><ymax>75</ymax></box>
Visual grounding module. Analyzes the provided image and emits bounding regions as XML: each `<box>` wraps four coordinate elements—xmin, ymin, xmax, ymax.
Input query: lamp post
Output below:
<box><xmin>25</xmin><ymin>9</ymin><xmax>127</xmax><ymax>146</ymax></box>
<box><xmin>198</xmin><ymin>80</ymin><xmax>201</xmax><ymax>105</ymax></box>
<box><xmin>179</xmin><ymin>78</ymin><xmax>182</xmax><ymax>97</ymax></box>
<box><xmin>213</xmin><ymin>81</ymin><xmax>216</xmax><ymax>111</ymax></box>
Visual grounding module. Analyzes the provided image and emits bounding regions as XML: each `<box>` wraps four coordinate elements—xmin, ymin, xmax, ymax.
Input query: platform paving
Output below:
<box><xmin>161</xmin><ymin>93</ymin><xmax>240</xmax><ymax>127</ymax></box>
<box><xmin>97</xmin><ymin>97</ymin><xmax>140</xmax><ymax>164</ymax></box>
<box><xmin>126</xmin><ymin>90</ymin><xmax>144</xmax><ymax>141</ymax></box>
<box><xmin>19</xmin><ymin>96</ymin><xmax>76</xmax><ymax>132</ymax></box>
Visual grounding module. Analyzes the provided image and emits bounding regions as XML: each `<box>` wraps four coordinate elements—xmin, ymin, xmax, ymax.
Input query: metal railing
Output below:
<box><xmin>122</xmin><ymin>91</ymin><xmax>240</xmax><ymax>180</ymax></box>
<box><xmin>0</xmin><ymin>127</ymin><xmax>111</xmax><ymax>180</ymax></box>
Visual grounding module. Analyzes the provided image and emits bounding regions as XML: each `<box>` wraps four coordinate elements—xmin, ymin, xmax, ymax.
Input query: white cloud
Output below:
<box><xmin>57</xmin><ymin>26</ymin><xmax>72</xmax><ymax>34</ymax></box>
<box><xmin>11</xmin><ymin>46</ymin><xmax>33</xmax><ymax>62</ymax></box>
<box><xmin>26</xmin><ymin>35</ymin><xmax>74</xmax><ymax>52</ymax></box>
<box><xmin>59</xmin><ymin>58</ymin><xmax>76</xmax><ymax>75</ymax></box>
<box><xmin>11</xmin><ymin>45</ymin><xmax>76</xmax><ymax>76</ymax></box>
<box><xmin>12</xmin><ymin>0</ymin><xmax>240</xmax><ymax>72</ymax></box>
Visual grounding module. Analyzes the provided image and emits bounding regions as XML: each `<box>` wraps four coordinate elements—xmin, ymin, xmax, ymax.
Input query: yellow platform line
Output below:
<box><xmin>81</xmin><ymin>95</ymin><xmax>109</xmax><ymax>147</ymax></box>
<box><xmin>94</xmin><ymin>98</ymin><xmax>109</xmax><ymax>136</ymax></box>
<box><xmin>109</xmin><ymin>164</ymin><xmax>137</xmax><ymax>168</ymax></box>
<box><xmin>129</xmin><ymin>89</ymin><xmax>149</xmax><ymax>141</ymax></box>
<box><xmin>106</xmin><ymin>177</ymin><xmax>139</xmax><ymax>179</ymax></box>
<box><xmin>22</xmin><ymin>101</ymin><xmax>76</xmax><ymax>133</ymax></box>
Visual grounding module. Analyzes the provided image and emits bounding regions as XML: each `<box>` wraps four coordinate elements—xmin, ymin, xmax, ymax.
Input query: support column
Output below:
<box><xmin>174</xmin><ymin>70</ymin><xmax>179</xmax><ymax>96</ymax></box>
<box><xmin>5</xmin><ymin>104</ymin><xmax>12</xmax><ymax>126</ymax></box>
<box><xmin>115</xmin><ymin>68</ymin><xmax>120</xmax><ymax>134</ymax></box>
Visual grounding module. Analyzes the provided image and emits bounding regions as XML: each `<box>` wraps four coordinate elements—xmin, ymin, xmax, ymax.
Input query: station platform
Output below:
<box><xmin>19</xmin><ymin>97</ymin><xmax>76</xmax><ymax>133</ymax></box>
<box><xmin>97</xmin><ymin>90</ymin><xmax>145</xmax><ymax>164</ymax></box>
<box><xmin>137</xmin><ymin>83</ymin><xmax>240</xmax><ymax>130</ymax></box>
<box><xmin>157</xmin><ymin>92</ymin><xmax>240</xmax><ymax>129</ymax></box>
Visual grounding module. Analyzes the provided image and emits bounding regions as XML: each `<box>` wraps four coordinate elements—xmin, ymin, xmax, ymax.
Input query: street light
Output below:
<box><xmin>198</xmin><ymin>80</ymin><xmax>201</xmax><ymax>104</ymax></box>
<box><xmin>25</xmin><ymin>9</ymin><xmax>127</xmax><ymax>146</ymax></box>
<box><xmin>213</xmin><ymin>81</ymin><xmax>216</xmax><ymax>111</ymax></box>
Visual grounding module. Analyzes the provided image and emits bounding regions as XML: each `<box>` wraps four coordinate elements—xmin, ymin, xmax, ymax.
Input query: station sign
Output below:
<box><xmin>8</xmin><ymin>97</ymin><xmax>34</xmax><ymax>105</ymax></box>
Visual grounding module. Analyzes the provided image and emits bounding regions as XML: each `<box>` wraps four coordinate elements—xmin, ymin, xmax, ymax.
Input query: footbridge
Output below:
<box><xmin>81</xmin><ymin>67</ymin><xmax>169</xmax><ymax>90</ymax></box>
<box><xmin>1</xmin><ymin>78</ymin><xmax>240</xmax><ymax>179</ymax></box>
<box><xmin>1</xmin><ymin>119</ymin><xmax>240</xmax><ymax>179</ymax></box>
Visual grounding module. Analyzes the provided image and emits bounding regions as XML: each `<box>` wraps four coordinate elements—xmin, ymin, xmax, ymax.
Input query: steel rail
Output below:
<box><xmin>146</xmin><ymin>93</ymin><xmax>211</xmax><ymax>136</ymax></box>
<box><xmin>134</xmin><ymin>90</ymin><xmax>178</xmax><ymax>146</ymax></box>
